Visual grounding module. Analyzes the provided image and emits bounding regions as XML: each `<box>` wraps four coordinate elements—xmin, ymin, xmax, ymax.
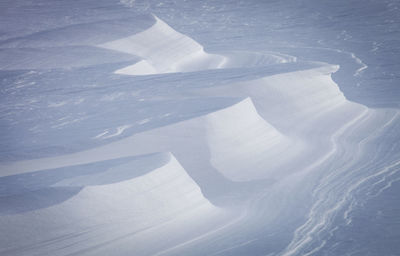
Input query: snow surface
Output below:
<box><xmin>1</xmin><ymin>1</ymin><xmax>400</xmax><ymax>255</ymax></box>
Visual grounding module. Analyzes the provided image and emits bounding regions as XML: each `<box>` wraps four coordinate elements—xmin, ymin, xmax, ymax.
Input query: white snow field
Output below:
<box><xmin>1</xmin><ymin>1</ymin><xmax>400</xmax><ymax>256</ymax></box>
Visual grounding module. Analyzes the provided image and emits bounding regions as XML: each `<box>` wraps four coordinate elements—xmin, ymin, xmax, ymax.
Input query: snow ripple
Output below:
<box><xmin>1</xmin><ymin>14</ymin><xmax>399</xmax><ymax>256</ymax></box>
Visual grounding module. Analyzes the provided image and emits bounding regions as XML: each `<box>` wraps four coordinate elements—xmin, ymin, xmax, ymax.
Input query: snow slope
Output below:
<box><xmin>0</xmin><ymin>153</ymin><xmax>233</xmax><ymax>256</ymax></box>
<box><xmin>1</xmin><ymin>8</ymin><xmax>399</xmax><ymax>256</ymax></box>
<box><xmin>99</xmin><ymin>16</ymin><xmax>226</xmax><ymax>75</ymax></box>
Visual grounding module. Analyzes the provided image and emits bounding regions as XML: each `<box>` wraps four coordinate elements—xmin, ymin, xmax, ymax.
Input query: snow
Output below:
<box><xmin>99</xmin><ymin>16</ymin><xmax>225</xmax><ymax>75</ymax></box>
<box><xmin>0</xmin><ymin>153</ymin><xmax>231</xmax><ymax>255</ymax></box>
<box><xmin>1</xmin><ymin>1</ymin><xmax>400</xmax><ymax>256</ymax></box>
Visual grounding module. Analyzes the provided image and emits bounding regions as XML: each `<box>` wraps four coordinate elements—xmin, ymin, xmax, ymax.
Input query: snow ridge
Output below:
<box><xmin>1</xmin><ymin>14</ymin><xmax>399</xmax><ymax>256</ymax></box>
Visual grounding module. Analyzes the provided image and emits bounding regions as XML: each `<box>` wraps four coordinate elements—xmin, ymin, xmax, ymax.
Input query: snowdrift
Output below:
<box><xmin>0</xmin><ymin>153</ymin><xmax>232</xmax><ymax>256</ymax></box>
<box><xmin>99</xmin><ymin>16</ymin><xmax>226</xmax><ymax>75</ymax></box>
<box><xmin>1</xmin><ymin>12</ymin><xmax>400</xmax><ymax>256</ymax></box>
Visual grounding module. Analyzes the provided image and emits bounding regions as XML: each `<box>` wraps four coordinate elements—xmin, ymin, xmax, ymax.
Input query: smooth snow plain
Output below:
<box><xmin>1</xmin><ymin>1</ymin><xmax>400</xmax><ymax>255</ymax></box>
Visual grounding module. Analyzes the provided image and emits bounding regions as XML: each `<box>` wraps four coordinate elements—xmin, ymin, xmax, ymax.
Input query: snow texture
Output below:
<box><xmin>1</xmin><ymin>1</ymin><xmax>400</xmax><ymax>255</ymax></box>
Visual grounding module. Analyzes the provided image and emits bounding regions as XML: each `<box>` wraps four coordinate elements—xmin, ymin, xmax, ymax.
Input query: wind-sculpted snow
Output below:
<box><xmin>1</xmin><ymin>9</ymin><xmax>400</xmax><ymax>256</ymax></box>
<box><xmin>0</xmin><ymin>153</ymin><xmax>233</xmax><ymax>255</ymax></box>
<box><xmin>99</xmin><ymin>16</ymin><xmax>226</xmax><ymax>75</ymax></box>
